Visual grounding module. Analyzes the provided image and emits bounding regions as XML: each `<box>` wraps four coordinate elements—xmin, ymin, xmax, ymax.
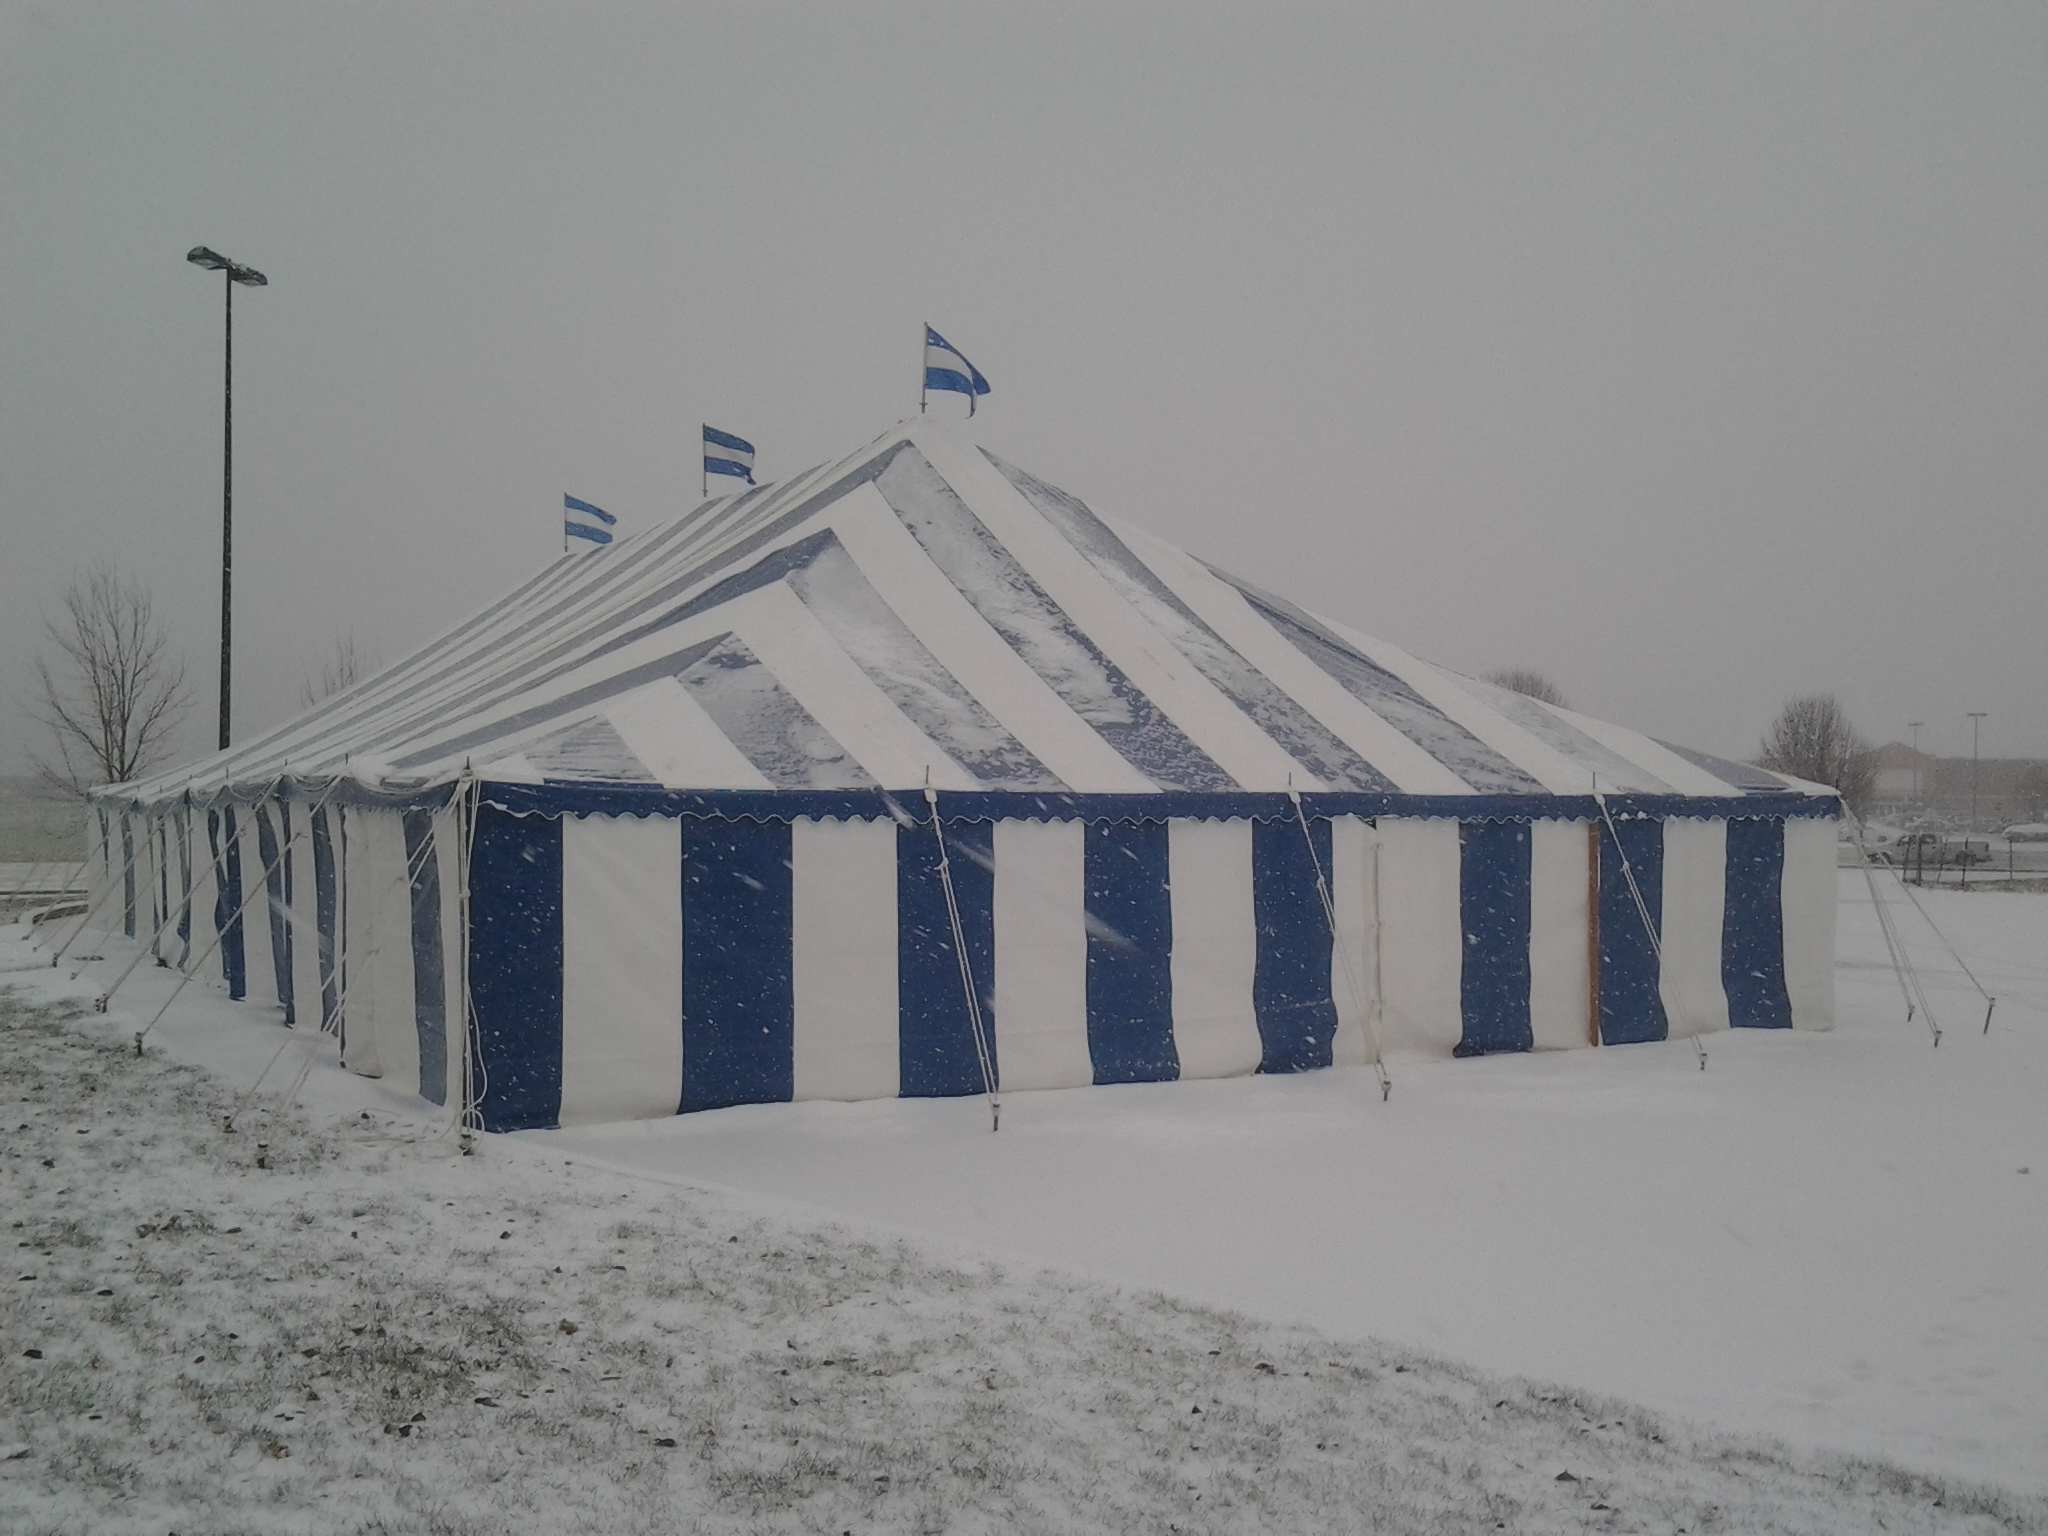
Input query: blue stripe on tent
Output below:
<box><xmin>255</xmin><ymin>805</ymin><xmax>293</xmax><ymax>1024</ymax></box>
<box><xmin>1084</xmin><ymin>819</ymin><xmax>1178</xmax><ymax>1084</ymax></box>
<box><xmin>897</xmin><ymin>818</ymin><xmax>997</xmax><ymax>1097</ymax></box>
<box><xmin>121</xmin><ymin>818</ymin><xmax>135</xmax><ymax>938</ymax></box>
<box><xmin>1251</xmin><ymin>817</ymin><xmax>1338</xmax><ymax>1073</ymax></box>
<box><xmin>403</xmin><ymin>810</ymin><xmax>448</xmax><ymax>1105</ymax></box>
<box><xmin>682</xmin><ymin>818</ymin><xmax>794</xmax><ymax>1112</ymax></box>
<box><xmin>1722</xmin><ymin>818</ymin><xmax>1793</xmax><ymax>1029</ymax></box>
<box><xmin>310</xmin><ymin>807</ymin><xmax>340</xmax><ymax>1034</ymax></box>
<box><xmin>1457</xmin><ymin>819</ymin><xmax>1534</xmax><ymax>1055</ymax></box>
<box><xmin>208</xmin><ymin>808</ymin><xmax>247</xmax><ymax>1000</ymax></box>
<box><xmin>468</xmin><ymin>805</ymin><xmax>564</xmax><ymax>1131</ymax></box>
<box><xmin>1598</xmin><ymin>817</ymin><xmax>1666</xmax><ymax>1045</ymax></box>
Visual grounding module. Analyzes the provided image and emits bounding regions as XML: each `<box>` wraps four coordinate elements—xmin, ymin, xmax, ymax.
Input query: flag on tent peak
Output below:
<box><xmin>704</xmin><ymin>426</ymin><xmax>756</xmax><ymax>487</ymax></box>
<box><xmin>564</xmin><ymin>494</ymin><xmax>615</xmax><ymax>550</ymax></box>
<box><xmin>923</xmin><ymin>326</ymin><xmax>991</xmax><ymax>416</ymax></box>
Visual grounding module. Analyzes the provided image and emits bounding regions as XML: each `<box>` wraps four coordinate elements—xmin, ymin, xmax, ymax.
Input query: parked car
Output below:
<box><xmin>2002</xmin><ymin>822</ymin><xmax>2048</xmax><ymax>843</ymax></box>
<box><xmin>1870</xmin><ymin>831</ymin><xmax>1990</xmax><ymax>867</ymax></box>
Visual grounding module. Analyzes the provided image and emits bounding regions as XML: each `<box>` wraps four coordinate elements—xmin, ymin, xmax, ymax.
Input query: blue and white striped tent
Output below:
<box><xmin>89</xmin><ymin>417</ymin><xmax>1837</xmax><ymax>1131</ymax></box>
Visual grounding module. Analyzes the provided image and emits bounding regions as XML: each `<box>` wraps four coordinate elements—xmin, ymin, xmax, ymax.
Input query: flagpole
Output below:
<box><xmin>919</xmin><ymin>324</ymin><xmax>927</xmax><ymax>415</ymax></box>
<box><xmin>701</xmin><ymin>425</ymin><xmax>706</xmax><ymax>501</ymax></box>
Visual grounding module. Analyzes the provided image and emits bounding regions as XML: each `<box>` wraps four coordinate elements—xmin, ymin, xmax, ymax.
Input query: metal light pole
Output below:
<box><xmin>1907</xmin><ymin>721</ymin><xmax>1923</xmax><ymax>802</ymax></box>
<box><xmin>186</xmin><ymin>246</ymin><xmax>268</xmax><ymax>751</ymax></box>
<box><xmin>1967</xmin><ymin>712</ymin><xmax>1987</xmax><ymax>831</ymax></box>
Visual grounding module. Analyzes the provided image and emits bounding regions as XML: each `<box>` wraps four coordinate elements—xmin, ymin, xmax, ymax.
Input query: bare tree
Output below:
<box><xmin>1757</xmin><ymin>693</ymin><xmax>1875</xmax><ymax>813</ymax></box>
<box><xmin>29</xmin><ymin>562</ymin><xmax>193</xmax><ymax>793</ymax></box>
<box><xmin>298</xmin><ymin>634</ymin><xmax>378</xmax><ymax>709</ymax></box>
<box><xmin>1486</xmin><ymin>668</ymin><xmax>1569</xmax><ymax>709</ymax></box>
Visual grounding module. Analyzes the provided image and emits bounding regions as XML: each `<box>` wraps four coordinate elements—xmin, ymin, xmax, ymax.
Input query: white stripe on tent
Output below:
<box><xmin>915</xmin><ymin>429</ymin><xmax>1320</xmax><ymax>792</ymax></box>
<box><xmin>561</xmin><ymin>812</ymin><xmax>684</xmax><ymax>1126</ymax></box>
<box><xmin>991</xmin><ymin>818</ymin><xmax>1091</xmax><ymax>1091</ymax></box>
<box><xmin>729</xmin><ymin>582</ymin><xmax>978</xmax><ymax>790</ymax></box>
<box><xmin>1167</xmin><ymin>817</ymin><xmax>1262</xmax><ymax>1078</ymax></box>
<box><xmin>1659</xmin><ymin>817</ymin><xmax>1731</xmax><ymax>1038</ymax></box>
<box><xmin>1535</xmin><ymin>700</ymin><xmax>1727</xmax><ymax>797</ymax></box>
<box><xmin>1320</xmin><ymin>620</ymin><xmax>1593</xmax><ymax>795</ymax></box>
<box><xmin>603</xmin><ymin>677</ymin><xmax>775</xmax><ymax>790</ymax></box>
<box><xmin>1528</xmin><ymin>818</ymin><xmax>1594</xmax><ymax>1050</ymax></box>
<box><xmin>435</xmin><ymin>804</ymin><xmax>465</xmax><ymax>1110</ymax></box>
<box><xmin>1328</xmin><ymin>815</ymin><xmax>1380</xmax><ymax>1067</ymax></box>
<box><xmin>1781</xmin><ymin>817</ymin><xmax>1837</xmax><ymax>1031</ymax></box>
<box><xmin>1118</xmin><ymin>526</ymin><xmax>1478</xmax><ymax>796</ymax></box>
<box><xmin>792</xmin><ymin>817</ymin><xmax>900</xmax><ymax>1102</ymax></box>
<box><xmin>1373</xmin><ymin>817</ymin><xmax>1465</xmax><ymax>1054</ymax></box>
<box><xmin>834</xmin><ymin>484</ymin><xmax>1155</xmax><ymax>793</ymax></box>
<box><xmin>367</xmin><ymin>811</ymin><xmax>421</xmax><ymax>1097</ymax></box>
<box><xmin>339</xmin><ymin>808</ymin><xmax>379</xmax><ymax>1075</ymax></box>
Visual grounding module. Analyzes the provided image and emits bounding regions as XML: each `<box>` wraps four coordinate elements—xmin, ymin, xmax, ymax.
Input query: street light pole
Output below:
<box><xmin>1967</xmin><ymin>712</ymin><xmax>1987</xmax><ymax>831</ymax></box>
<box><xmin>186</xmin><ymin>247</ymin><xmax>268</xmax><ymax>751</ymax></box>
<box><xmin>1907</xmin><ymin>721</ymin><xmax>1923</xmax><ymax>801</ymax></box>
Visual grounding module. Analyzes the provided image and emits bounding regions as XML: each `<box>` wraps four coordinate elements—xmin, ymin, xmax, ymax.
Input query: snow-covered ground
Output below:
<box><xmin>3</xmin><ymin>871</ymin><xmax>2044</xmax><ymax>1533</ymax></box>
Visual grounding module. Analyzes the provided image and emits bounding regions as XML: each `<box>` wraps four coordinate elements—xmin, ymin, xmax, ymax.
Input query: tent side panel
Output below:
<box><xmin>240</xmin><ymin>807</ymin><xmax>278</xmax><ymax>1014</ymax></box>
<box><xmin>1251</xmin><ymin>817</ymin><xmax>1337</xmax><ymax>1073</ymax></box>
<box><xmin>1084</xmin><ymin>819</ymin><xmax>1178</xmax><ymax>1084</ymax></box>
<box><xmin>468</xmin><ymin>805</ymin><xmax>565</xmax><ymax>1131</ymax></box>
<box><xmin>991</xmin><ymin>818</ymin><xmax>1091</xmax><ymax>1092</ymax></box>
<box><xmin>1456</xmin><ymin>819</ymin><xmax>1533</xmax><ymax>1056</ymax></box>
<box><xmin>1598</xmin><ymin>817</ymin><xmax>1666</xmax><ymax>1045</ymax></box>
<box><xmin>1658</xmin><ymin>818</ymin><xmax>1730</xmax><ymax>1039</ymax></box>
<box><xmin>561</xmin><ymin>812</ymin><xmax>683</xmax><ymax>1124</ymax></box>
<box><xmin>310</xmin><ymin>805</ymin><xmax>341</xmax><ymax>1036</ymax></box>
<box><xmin>207</xmin><ymin>808</ymin><xmax>247</xmax><ymax>1000</ymax></box>
<box><xmin>682</xmin><ymin>818</ymin><xmax>795</xmax><ymax>1111</ymax></box>
<box><xmin>435</xmin><ymin>804</ymin><xmax>466</xmax><ymax>1113</ymax></box>
<box><xmin>1721</xmin><ymin>818</ymin><xmax>1793</xmax><ymax>1029</ymax></box>
<box><xmin>178</xmin><ymin>810</ymin><xmax>201</xmax><ymax>972</ymax></box>
<box><xmin>1327</xmin><ymin>815</ymin><xmax>1378</xmax><ymax>1068</ymax></box>
<box><xmin>288</xmin><ymin>803</ymin><xmax>324</xmax><ymax>1031</ymax></box>
<box><xmin>1779</xmin><ymin>815</ymin><xmax>1837</xmax><ymax>1031</ymax></box>
<box><xmin>896</xmin><ymin>820</ymin><xmax>997</xmax><ymax>1098</ymax></box>
<box><xmin>1527</xmin><ymin>818</ymin><xmax>1592</xmax><ymax>1049</ymax></box>
<box><xmin>1167</xmin><ymin>817</ymin><xmax>1262</xmax><ymax>1079</ymax></box>
<box><xmin>256</xmin><ymin>803</ymin><xmax>294</xmax><ymax>1022</ymax></box>
<box><xmin>121</xmin><ymin>815</ymin><xmax>136</xmax><ymax>938</ymax></box>
<box><xmin>1374</xmin><ymin>818</ymin><xmax>1463</xmax><ymax>1055</ymax></box>
<box><xmin>367</xmin><ymin>811</ymin><xmax>422</xmax><ymax>1095</ymax></box>
<box><xmin>402</xmin><ymin>810</ymin><xmax>449</xmax><ymax>1106</ymax></box>
<box><xmin>792</xmin><ymin>817</ymin><xmax>901</xmax><ymax>1101</ymax></box>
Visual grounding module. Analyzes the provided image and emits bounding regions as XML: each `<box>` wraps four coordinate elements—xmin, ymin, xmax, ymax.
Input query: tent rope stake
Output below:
<box><xmin>1289</xmin><ymin>789</ymin><xmax>1390</xmax><ymax>1101</ymax></box>
<box><xmin>925</xmin><ymin>784</ymin><xmax>1000</xmax><ymax>1132</ymax></box>
<box><xmin>1843</xmin><ymin>813</ymin><xmax>1957</xmax><ymax>1044</ymax></box>
<box><xmin>1594</xmin><ymin>791</ymin><xmax>1707</xmax><ymax>1069</ymax></box>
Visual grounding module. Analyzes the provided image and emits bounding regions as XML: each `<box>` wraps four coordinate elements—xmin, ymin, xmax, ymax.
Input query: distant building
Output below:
<box><xmin>1869</xmin><ymin>742</ymin><xmax>1938</xmax><ymax>807</ymax></box>
<box><xmin>1866</xmin><ymin>743</ymin><xmax>2048</xmax><ymax>826</ymax></box>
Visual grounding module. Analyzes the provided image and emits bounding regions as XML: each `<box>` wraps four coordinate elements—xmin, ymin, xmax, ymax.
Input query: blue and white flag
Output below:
<box><xmin>703</xmin><ymin>425</ymin><xmax>756</xmax><ymax>485</ymax></box>
<box><xmin>924</xmin><ymin>326</ymin><xmax>991</xmax><ymax>415</ymax></box>
<box><xmin>564</xmin><ymin>494</ymin><xmax>615</xmax><ymax>549</ymax></box>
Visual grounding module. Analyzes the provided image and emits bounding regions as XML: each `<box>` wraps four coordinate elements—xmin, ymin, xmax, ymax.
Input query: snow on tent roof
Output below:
<box><xmin>113</xmin><ymin>418</ymin><xmax>1829</xmax><ymax>809</ymax></box>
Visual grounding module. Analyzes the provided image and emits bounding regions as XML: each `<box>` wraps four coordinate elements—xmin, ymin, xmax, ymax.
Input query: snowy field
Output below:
<box><xmin>2</xmin><ymin>873</ymin><xmax>2044</xmax><ymax>1534</ymax></box>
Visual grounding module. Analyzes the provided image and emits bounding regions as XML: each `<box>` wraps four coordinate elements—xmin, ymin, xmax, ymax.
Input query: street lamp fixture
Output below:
<box><xmin>186</xmin><ymin>247</ymin><xmax>268</xmax><ymax>751</ymax></box>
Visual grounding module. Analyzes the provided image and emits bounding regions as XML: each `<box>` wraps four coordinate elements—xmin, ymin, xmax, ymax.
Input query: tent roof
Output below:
<box><xmin>113</xmin><ymin>418</ymin><xmax>1831</xmax><ymax>809</ymax></box>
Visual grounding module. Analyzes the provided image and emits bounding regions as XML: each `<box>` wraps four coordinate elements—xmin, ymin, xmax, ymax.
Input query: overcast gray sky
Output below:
<box><xmin>4</xmin><ymin>2</ymin><xmax>2043</xmax><ymax>779</ymax></box>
